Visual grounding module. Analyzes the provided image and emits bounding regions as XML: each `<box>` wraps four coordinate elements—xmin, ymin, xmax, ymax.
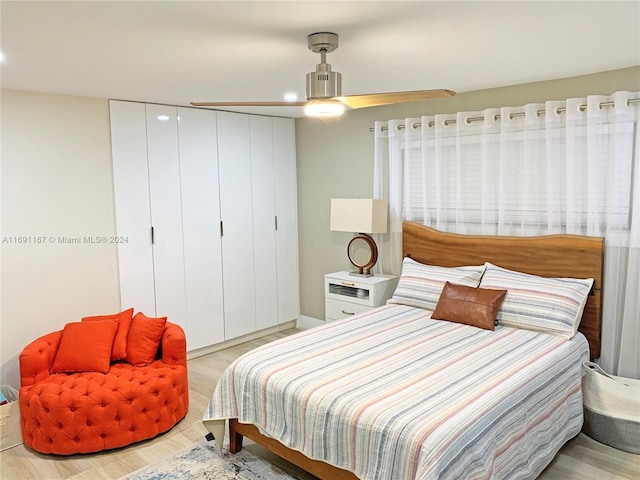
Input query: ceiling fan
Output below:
<box><xmin>191</xmin><ymin>32</ymin><xmax>455</xmax><ymax>117</ymax></box>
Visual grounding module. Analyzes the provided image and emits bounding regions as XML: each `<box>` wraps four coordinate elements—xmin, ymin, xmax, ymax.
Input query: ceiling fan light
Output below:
<box><xmin>304</xmin><ymin>99</ymin><xmax>345</xmax><ymax>117</ymax></box>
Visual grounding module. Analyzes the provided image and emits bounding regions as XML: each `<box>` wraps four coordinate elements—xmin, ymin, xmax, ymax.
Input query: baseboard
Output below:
<box><xmin>298</xmin><ymin>315</ymin><xmax>324</xmax><ymax>329</ymax></box>
<box><xmin>187</xmin><ymin>320</ymin><xmax>298</xmax><ymax>360</ymax></box>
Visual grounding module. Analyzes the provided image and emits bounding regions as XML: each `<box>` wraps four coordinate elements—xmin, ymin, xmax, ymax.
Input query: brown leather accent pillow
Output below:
<box><xmin>432</xmin><ymin>281</ymin><xmax>507</xmax><ymax>330</ymax></box>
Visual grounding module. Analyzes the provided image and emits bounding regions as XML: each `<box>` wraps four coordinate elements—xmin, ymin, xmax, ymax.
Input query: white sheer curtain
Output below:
<box><xmin>374</xmin><ymin>91</ymin><xmax>640</xmax><ymax>379</ymax></box>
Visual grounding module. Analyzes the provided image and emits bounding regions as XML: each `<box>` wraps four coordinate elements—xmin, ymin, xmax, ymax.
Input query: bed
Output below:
<box><xmin>204</xmin><ymin>222</ymin><xmax>604</xmax><ymax>480</ymax></box>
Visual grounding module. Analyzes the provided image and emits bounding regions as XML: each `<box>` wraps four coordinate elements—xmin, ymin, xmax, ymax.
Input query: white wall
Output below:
<box><xmin>0</xmin><ymin>90</ymin><xmax>120</xmax><ymax>387</ymax></box>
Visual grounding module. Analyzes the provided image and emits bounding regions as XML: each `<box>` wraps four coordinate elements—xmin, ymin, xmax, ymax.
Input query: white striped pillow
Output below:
<box><xmin>479</xmin><ymin>262</ymin><xmax>593</xmax><ymax>339</ymax></box>
<box><xmin>387</xmin><ymin>258</ymin><xmax>485</xmax><ymax>312</ymax></box>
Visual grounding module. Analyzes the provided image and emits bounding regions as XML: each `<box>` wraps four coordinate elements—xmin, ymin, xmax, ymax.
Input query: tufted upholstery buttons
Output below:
<box><xmin>18</xmin><ymin>322</ymin><xmax>189</xmax><ymax>455</ymax></box>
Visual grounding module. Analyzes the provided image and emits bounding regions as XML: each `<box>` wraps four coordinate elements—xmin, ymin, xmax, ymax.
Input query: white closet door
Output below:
<box><xmin>273</xmin><ymin>117</ymin><xmax>300</xmax><ymax>323</ymax></box>
<box><xmin>145</xmin><ymin>104</ymin><xmax>187</xmax><ymax>328</ymax></box>
<box><xmin>250</xmin><ymin>116</ymin><xmax>278</xmax><ymax>330</ymax></box>
<box><xmin>177</xmin><ymin>108</ymin><xmax>225</xmax><ymax>348</ymax></box>
<box><xmin>109</xmin><ymin>100</ymin><xmax>156</xmax><ymax>316</ymax></box>
<box><xmin>217</xmin><ymin>112</ymin><xmax>256</xmax><ymax>339</ymax></box>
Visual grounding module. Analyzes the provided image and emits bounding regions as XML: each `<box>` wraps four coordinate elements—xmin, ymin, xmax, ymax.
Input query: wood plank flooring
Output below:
<box><xmin>1</xmin><ymin>328</ymin><xmax>638</xmax><ymax>480</ymax></box>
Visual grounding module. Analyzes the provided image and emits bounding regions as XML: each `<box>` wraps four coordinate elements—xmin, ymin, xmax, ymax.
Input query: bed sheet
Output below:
<box><xmin>204</xmin><ymin>304</ymin><xmax>589</xmax><ymax>480</ymax></box>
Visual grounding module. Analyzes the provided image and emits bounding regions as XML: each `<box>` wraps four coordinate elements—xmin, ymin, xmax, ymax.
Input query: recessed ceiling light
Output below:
<box><xmin>283</xmin><ymin>92</ymin><xmax>298</xmax><ymax>102</ymax></box>
<box><xmin>0</xmin><ymin>51</ymin><xmax>5</xmax><ymax>63</ymax></box>
<box><xmin>157</xmin><ymin>115</ymin><xmax>170</xmax><ymax>121</ymax></box>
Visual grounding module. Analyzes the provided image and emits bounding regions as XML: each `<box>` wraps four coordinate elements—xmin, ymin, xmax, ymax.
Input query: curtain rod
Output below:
<box><xmin>370</xmin><ymin>97</ymin><xmax>640</xmax><ymax>132</ymax></box>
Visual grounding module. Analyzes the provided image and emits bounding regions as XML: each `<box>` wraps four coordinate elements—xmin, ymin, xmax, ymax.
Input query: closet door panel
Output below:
<box><xmin>178</xmin><ymin>108</ymin><xmax>225</xmax><ymax>349</ymax></box>
<box><xmin>250</xmin><ymin>116</ymin><xmax>279</xmax><ymax>330</ymax></box>
<box><xmin>217</xmin><ymin>112</ymin><xmax>256</xmax><ymax>339</ymax></box>
<box><xmin>178</xmin><ymin>108</ymin><xmax>224</xmax><ymax>350</ymax></box>
<box><xmin>109</xmin><ymin>100</ymin><xmax>156</xmax><ymax>316</ymax></box>
<box><xmin>273</xmin><ymin>118</ymin><xmax>300</xmax><ymax>323</ymax></box>
<box><xmin>145</xmin><ymin>104</ymin><xmax>187</xmax><ymax>328</ymax></box>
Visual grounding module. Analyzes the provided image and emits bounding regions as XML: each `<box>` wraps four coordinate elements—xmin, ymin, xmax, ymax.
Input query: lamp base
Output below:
<box><xmin>348</xmin><ymin>271</ymin><xmax>374</xmax><ymax>278</ymax></box>
<box><xmin>346</xmin><ymin>233</ymin><xmax>378</xmax><ymax>279</ymax></box>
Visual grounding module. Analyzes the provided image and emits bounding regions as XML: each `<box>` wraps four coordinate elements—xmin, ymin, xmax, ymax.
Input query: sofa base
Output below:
<box><xmin>20</xmin><ymin>361</ymin><xmax>188</xmax><ymax>455</ymax></box>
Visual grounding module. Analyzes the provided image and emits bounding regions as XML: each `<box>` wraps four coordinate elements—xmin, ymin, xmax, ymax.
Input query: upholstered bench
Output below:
<box><xmin>19</xmin><ymin>317</ymin><xmax>188</xmax><ymax>455</ymax></box>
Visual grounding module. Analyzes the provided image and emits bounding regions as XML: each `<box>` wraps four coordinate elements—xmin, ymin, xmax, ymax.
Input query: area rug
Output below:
<box><xmin>120</xmin><ymin>439</ymin><xmax>298</xmax><ymax>480</ymax></box>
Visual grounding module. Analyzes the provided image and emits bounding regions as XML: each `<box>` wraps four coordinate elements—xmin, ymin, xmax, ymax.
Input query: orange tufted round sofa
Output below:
<box><xmin>18</xmin><ymin>322</ymin><xmax>188</xmax><ymax>455</ymax></box>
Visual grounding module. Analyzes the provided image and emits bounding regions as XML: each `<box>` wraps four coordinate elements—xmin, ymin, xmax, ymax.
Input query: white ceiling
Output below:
<box><xmin>1</xmin><ymin>1</ymin><xmax>639</xmax><ymax>118</ymax></box>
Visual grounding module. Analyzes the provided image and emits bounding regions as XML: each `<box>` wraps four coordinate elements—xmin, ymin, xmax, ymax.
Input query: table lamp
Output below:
<box><xmin>330</xmin><ymin>198</ymin><xmax>388</xmax><ymax>277</ymax></box>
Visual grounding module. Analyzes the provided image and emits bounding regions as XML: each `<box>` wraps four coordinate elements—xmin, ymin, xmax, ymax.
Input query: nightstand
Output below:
<box><xmin>324</xmin><ymin>271</ymin><xmax>399</xmax><ymax>322</ymax></box>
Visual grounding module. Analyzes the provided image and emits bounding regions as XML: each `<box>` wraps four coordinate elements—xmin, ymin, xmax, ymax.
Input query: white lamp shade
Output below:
<box><xmin>330</xmin><ymin>199</ymin><xmax>388</xmax><ymax>234</ymax></box>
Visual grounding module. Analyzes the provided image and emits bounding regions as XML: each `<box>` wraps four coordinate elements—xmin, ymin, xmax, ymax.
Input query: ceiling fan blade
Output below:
<box><xmin>190</xmin><ymin>101</ymin><xmax>308</xmax><ymax>107</ymax></box>
<box><xmin>338</xmin><ymin>89</ymin><xmax>455</xmax><ymax>109</ymax></box>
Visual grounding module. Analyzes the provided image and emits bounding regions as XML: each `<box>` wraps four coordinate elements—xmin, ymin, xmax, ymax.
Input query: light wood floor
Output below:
<box><xmin>1</xmin><ymin>328</ymin><xmax>638</xmax><ymax>480</ymax></box>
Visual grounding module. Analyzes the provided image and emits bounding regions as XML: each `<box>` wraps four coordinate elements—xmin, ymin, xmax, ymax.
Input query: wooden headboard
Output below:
<box><xmin>402</xmin><ymin>222</ymin><xmax>604</xmax><ymax>358</ymax></box>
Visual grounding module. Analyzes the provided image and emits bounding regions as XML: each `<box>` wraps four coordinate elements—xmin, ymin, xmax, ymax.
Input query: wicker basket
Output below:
<box><xmin>0</xmin><ymin>385</ymin><xmax>21</xmax><ymax>451</ymax></box>
<box><xmin>582</xmin><ymin>362</ymin><xmax>640</xmax><ymax>454</ymax></box>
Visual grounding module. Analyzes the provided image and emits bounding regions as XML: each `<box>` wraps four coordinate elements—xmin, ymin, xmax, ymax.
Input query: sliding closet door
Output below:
<box><xmin>273</xmin><ymin>117</ymin><xmax>300</xmax><ymax>323</ymax></box>
<box><xmin>250</xmin><ymin>116</ymin><xmax>279</xmax><ymax>330</ymax></box>
<box><xmin>145</xmin><ymin>105</ymin><xmax>187</xmax><ymax>329</ymax></box>
<box><xmin>109</xmin><ymin>101</ymin><xmax>156</xmax><ymax>316</ymax></box>
<box><xmin>177</xmin><ymin>108</ymin><xmax>225</xmax><ymax>348</ymax></box>
<box><xmin>217</xmin><ymin>111</ymin><xmax>256</xmax><ymax>339</ymax></box>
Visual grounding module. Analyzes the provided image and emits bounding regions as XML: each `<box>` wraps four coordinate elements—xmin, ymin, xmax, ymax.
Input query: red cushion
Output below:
<box><xmin>51</xmin><ymin>320</ymin><xmax>119</xmax><ymax>374</ymax></box>
<box><xmin>82</xmin><ymin>308</ymin><xmax>134</xmax><ymax>361</ymax></box>
<box><xmin>126</xmin><ymin>313</ymin><xmax>167</xmax><ymax>366</ymax></box>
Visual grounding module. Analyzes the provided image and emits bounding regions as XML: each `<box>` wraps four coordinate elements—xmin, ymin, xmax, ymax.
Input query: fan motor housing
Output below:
<box><xmin>306</xmin><ymin>32</ymin><xmax>342</xmax><ymax>99</ymax></box>
<box><xmin>306</xmin><ymin>66</ymin><xmax>342</xmax><ymax>99</ymax></box>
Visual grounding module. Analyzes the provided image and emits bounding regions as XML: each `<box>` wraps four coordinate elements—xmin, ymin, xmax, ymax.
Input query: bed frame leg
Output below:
<box><xmin>229</xmin><ymin>419</ymin><xmax>244</xmax><ymax>453</ymax></box>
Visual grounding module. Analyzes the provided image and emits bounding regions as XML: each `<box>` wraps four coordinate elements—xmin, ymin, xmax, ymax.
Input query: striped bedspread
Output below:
<box><xmin>204</xmin><ymin>304</ymin><xmax>589</xmax><ymax>480</ymax></box>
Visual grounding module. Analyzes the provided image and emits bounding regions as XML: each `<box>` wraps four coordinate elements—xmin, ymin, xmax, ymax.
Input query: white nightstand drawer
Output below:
<box><xmin>325</xmin><ymin>298</ymin><xmax>371</xmax><ymax>321</ymax></box>
<box><xmin>325</xmin><ymin>277</ymin><xmax>373</xmax><ymax>307</ymax></box>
